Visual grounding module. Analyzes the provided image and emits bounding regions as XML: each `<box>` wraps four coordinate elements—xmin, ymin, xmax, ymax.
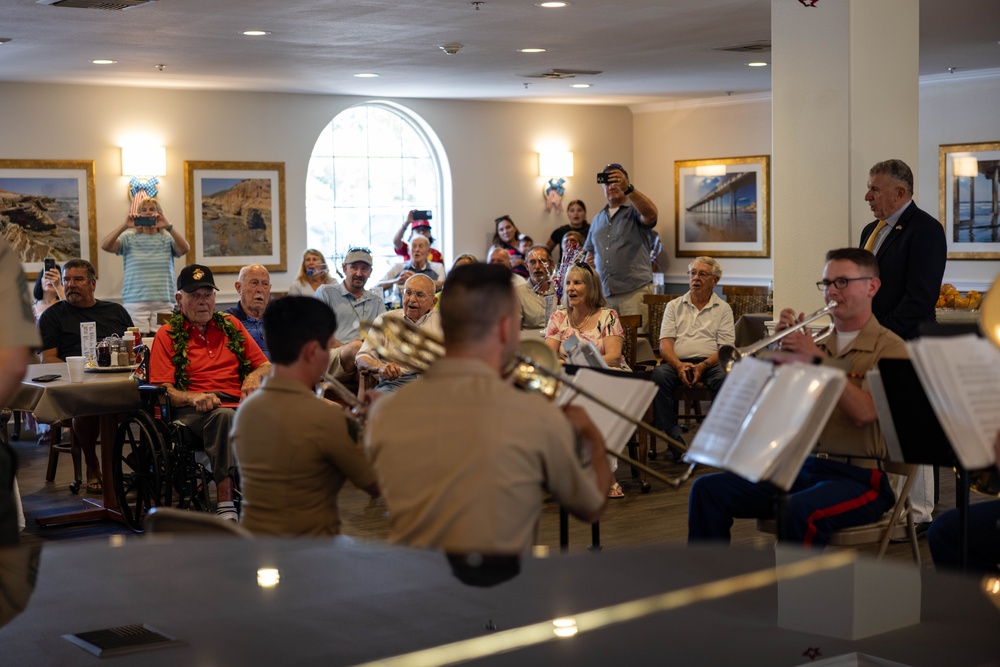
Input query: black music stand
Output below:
<box><xmin>872</xmin><ymin>357</ymin><xmax>974</xmax><ymax>571</ymax></box>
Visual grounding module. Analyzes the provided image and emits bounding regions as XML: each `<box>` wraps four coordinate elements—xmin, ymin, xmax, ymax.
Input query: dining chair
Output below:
<box><xmin>620</xmin><ymin>314</ymin><xmax>653</xmax><ymax>493</ymax></box>
<box><xmin>721</xmin><ymin>285</ymin><xmax>770</xmax><ymax>322</ymax></box>
<box><xmin>642</xmin><ymin>293</ymin><xmax>683</xmax><ymax>352</ymax></box>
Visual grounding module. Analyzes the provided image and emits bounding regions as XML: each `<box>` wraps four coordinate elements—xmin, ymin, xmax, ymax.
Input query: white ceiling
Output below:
<box><xmin>1</xmin><ymin>0</ymin><xmax>998</xmax><ymax>105</ymax></box>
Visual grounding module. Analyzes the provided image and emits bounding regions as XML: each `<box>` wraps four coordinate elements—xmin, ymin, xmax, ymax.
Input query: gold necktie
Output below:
<box><xmin>863</xmin><ymin>219</ymin><xmax>887</xmax><ymax>252</ymax></box>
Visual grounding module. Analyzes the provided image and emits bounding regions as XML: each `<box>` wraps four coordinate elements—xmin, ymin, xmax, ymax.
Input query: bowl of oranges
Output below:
<box><xmin>936</xmin><ymin>283</ymin><xmax>983</xmax><ymax>311</ymax></box>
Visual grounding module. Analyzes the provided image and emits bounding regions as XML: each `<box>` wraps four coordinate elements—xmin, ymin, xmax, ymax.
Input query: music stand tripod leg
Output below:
<box><xmin>772</xmin><ymin>486</ymin><xmax>791</xmax><ymax>543</ymax></box>
<box><xmin>559</xmin><ymin>506</ymin><xmax>569</xmax><ymax>551</ymax></box>
<box><xmin>956</xmin><ymin>464</ymin><xmax>971</xmax><ymax>572</ymax></box>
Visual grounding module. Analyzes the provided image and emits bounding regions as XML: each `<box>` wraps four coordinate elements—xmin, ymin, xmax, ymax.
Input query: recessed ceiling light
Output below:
<box><xmin>747</xmin><ymin>61</ymin><xmax>768</xmax><ymax>67</ymax></box>
<box><xmin>241</xmin><ymin>30</ymin><xmax>271</xmax><ymax>36</ymax></box>
<box><xmin>537</xmin><ymin>1</ymin><xmax>570</xmax><ymax>7</ymax></box>
<box><xmin>571</xmin><ymin>83</ymin><xmax>591</xmax><ymax>88</ymax></box>
<box><xmin>518</xmin><ymin>48</ymin><xmax>546</xmax><ymax>53</ymax></box>
<box><xmin>91</xmin><ymin>59</ymin><xmax>117</xmax><ymax>65</ymax></box>
<box><xmin>353</xmin><ymin>72</ymin><xmax>379</xmax><ymax>78</ymax></box>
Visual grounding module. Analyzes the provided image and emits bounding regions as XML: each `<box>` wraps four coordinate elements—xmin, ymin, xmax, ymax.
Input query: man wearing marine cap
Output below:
<box><xmin>150</xmin><ymin>264</ymin><xmax>271</xmax><ymax>520</ymax></box>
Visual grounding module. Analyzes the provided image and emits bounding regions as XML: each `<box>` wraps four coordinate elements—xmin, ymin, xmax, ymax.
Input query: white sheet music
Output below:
<box><xmin>686</xmin><ymin>356</ymin><xmax>847</xmax><ymax>490</ymax></box>
<box><xmin>557</xmin><ymin>369</ymin><xmax>657</xmax><ymax>455</ymax></box>
<box><xmin>685</xmin><ymin>356</ymin><xmax>772</xmax><ymax>463</ymax></box>
<box><xmin>908</xmin><ymin>335</ymin><xmax>1000</xmax><ymax>470</ymax></box>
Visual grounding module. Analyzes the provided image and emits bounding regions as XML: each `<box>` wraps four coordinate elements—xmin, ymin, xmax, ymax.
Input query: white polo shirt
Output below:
<box><xmin>659</xmin><ymin>291</ymin><xmax>735</xmax><ymax>360</ymax></box>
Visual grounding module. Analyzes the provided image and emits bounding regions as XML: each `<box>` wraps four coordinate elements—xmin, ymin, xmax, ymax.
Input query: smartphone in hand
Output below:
<box><xmin>44</xmin><ymin>257</ymin><xmax>57</xmax><ymax>273</ymax></box>
<box><xmin>134</xmin><ymin>216</ymin><xmax>157</xmax><ymax>227</ymax></box>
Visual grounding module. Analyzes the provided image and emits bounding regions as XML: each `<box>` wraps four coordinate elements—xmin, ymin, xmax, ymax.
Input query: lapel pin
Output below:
<box><xmin>894</xmin><ymin>225</ymin><xmax>902</xmax><ymax>230</ymax></box>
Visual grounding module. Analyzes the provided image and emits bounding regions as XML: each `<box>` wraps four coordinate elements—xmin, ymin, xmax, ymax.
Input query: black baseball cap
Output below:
<box><xmin>177</xmin><ymin>264</ymin><xmax>218</xmax><ymax>292</ymax></box>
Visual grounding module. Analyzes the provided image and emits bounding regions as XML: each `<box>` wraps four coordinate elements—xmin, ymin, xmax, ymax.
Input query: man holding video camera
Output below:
<box><xmin>583</xmin><ymin>163</ymin><xmax>658</xmax><ymax>327</ymax></box>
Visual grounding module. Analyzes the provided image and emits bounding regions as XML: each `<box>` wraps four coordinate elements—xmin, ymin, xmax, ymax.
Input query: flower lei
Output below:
<box><xmin>167</xmin><ymin>310</ymin><xmax>251</xmax><ymax>391</ymax></box>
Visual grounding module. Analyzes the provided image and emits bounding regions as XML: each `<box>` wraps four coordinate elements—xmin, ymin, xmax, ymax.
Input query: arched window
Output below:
<box><xmin>306</xmin><ymin>102</ymin><xmax>448</xmax><ymax>288</ymax></box>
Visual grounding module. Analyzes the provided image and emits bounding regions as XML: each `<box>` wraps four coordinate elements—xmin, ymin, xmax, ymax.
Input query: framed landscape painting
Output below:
<box><xmin>184</xmin><ymin>161</ymin><xmax>287</xmax><ymax>273</ymax></box>
<box><xmin>938</xmin><ymin>142</ymin><xmax>1000</xmax><ymax>259</ymax></box>
<box><xmin>0</xmin><ymin>159</ymin><xmax>98</xmax><ymax>277</ymax></box>
<box><xmin>674</xmin><ymin>155</ymin><xmax>770</xmax><ymax>258</ymax></box>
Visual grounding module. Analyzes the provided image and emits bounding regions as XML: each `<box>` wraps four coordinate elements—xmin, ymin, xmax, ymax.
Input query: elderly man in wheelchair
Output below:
<box><xmin>120</xmin><ymin>264</ymin><xmax>270</xmax><ymax>527</ymax></box>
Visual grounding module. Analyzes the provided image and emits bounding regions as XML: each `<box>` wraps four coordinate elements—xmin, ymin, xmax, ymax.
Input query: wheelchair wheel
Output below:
<box><xmin>112</xmin><ymin>411</ymin><xmax>170</xmax><ymax>532</ymax></box>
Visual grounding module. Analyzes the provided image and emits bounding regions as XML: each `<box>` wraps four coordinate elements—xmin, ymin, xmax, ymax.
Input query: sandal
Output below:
<box><xmin>86</xmin><ymin>473</ymin><xmax>103</xmax><ymax>494</ymax></box>
<box><xmin>608</xmin><ymin>482</ymin><xmax>625</xmax><ymax>499</ymax></box>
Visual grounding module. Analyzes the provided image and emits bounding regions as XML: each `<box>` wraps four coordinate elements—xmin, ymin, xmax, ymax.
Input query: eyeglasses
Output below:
<box><xmin>402</xmin><ymin>289</ymin><xmax>432</xmax><ymax>299</ymax></box>
<box><xmin>573</xmin><ymin>261</ymin><xmax>594</xmax><ymax>274</ymax></box>
<box><xmin>816</xmin><ymin>277</ymin><xmax>873</xmax><ymax>291</ymax></box>
<box><xmin>687</xmin><ymin>270</ymin><xmax>715</xmax><ymax>279</ymax></box>
<box><xmin>346</xmin><ymin>246</ymin><xmax>371</xmax><ymax>254</ymax></box>
<box><xmin>605</xmin><ymin>163</ymin><xmax>624</xmax><ymax>171</ymax></box>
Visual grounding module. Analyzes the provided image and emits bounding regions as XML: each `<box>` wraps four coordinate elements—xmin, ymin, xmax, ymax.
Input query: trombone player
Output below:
<box><xmin>688</xmin><ymin>248</ymin><xmax>907</xmax><ymax>547</ymax></box>
<box><xmin>365</xmin><ymin>263</ymin><xmax>611</xmax><ymax>555</ymax></box>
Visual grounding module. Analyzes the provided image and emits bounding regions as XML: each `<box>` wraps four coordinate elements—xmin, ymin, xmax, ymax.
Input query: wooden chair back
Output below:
<box><xmin>642</xmin><ymin>293</ymin><xmax>683</xmax><ymax>348</ymax></box>
<box><xmin>722</xmin><ymin>285</ymin><xmax>769</xmax><ymax>322</ymax></box>
<box><xmin>619</xmin><ymin>314</ymin><xmax>642</xmax><ymax>368</ymax></box>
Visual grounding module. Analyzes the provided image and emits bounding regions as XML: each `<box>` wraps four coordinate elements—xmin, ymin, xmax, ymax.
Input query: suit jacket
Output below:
<box><xmin>859</xmin><ymin>201</ymin><xmax>946</xmax><ymax>340</ymax></box>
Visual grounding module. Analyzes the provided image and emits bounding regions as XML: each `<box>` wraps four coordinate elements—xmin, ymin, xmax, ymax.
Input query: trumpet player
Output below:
<box><xmin>516</xmin><ymin>245</ymin><xmax>557</xmax><ymax>329</ymax></box>
<box><xmin>366</xmin><ymin>264</ymin><xmax>611</xmax><ymax>555</ymax></box>
<box><xmin>688</xmin><ymin>248</ymin><xmax>907</xmax><ymax>548</ymax></box>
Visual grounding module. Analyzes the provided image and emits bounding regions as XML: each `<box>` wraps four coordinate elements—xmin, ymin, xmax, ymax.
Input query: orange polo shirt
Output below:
<box><xmin>150</xmin><ymin>313</ymin><xmax>268</xmax><ymax>397</ymax></box>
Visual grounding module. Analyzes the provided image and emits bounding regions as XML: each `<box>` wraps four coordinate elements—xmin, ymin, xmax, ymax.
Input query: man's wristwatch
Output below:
<box><xmin>164</xmin><ymin>224</ymin><xmax>174</xmax><ymax>232</ymax></box>
<box><xmin>623</xmin><ymin>184</ymin><xmax>635</xmax><ymax>196</ymax></box>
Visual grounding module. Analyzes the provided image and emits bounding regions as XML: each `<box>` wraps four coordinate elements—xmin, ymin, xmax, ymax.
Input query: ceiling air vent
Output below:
<box><xmin>519</xmin><ymin>69</ymin><xmax>602</xmax><ymax>80</ymax></box>
<box><xmin>36</xmin><ymin>0</ymin><xmax>156</xmax><ymax>9</ymax></box>
<box><xmin>712</xmin><ymin>40</ymin><xmax>771</xmax><ymax>53</ymax></box>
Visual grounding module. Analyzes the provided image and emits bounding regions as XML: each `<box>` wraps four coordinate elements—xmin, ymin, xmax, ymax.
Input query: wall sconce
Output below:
<box><xmin>121</xmin><ymin>145</ymin><xmax>167</xmax><ymax>200</ymax></box>
<box><xmin>695</xmin><ymin>164</ymin><xmax>727</xmax><ymax>177</ymax></box>
<box><xmin>953</xmin><ymin>156</ymin><xmax>979</xmax><ymax>178</ymax></box>
<box><xmin>538</xmin><ymin>151</ymin><xmax>574</xmax><ymax>178</ymax></box>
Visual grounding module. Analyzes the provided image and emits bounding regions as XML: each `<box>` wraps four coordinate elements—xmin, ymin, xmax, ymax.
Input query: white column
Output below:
<box><xmin>772</xmin><ymin>0</ymin><xmax>919</xmax><ymax>314</ymax></box>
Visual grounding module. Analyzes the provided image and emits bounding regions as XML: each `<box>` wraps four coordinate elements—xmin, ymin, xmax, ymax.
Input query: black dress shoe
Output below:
<box><xmin>890</xmin><ymin>521</ymin><xmax>930</xmax><ymax>543</ymax></box>
<box><xmin>666</xmin><ymin>434</ymin><xmax>686</xmax><ymax>462</ymax></box>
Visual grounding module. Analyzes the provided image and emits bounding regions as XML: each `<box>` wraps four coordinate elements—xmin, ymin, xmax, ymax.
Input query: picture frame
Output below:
<box><xmin>184</xmin><ymin>161</ymin><xmax>287</xmax><ymax>273</ymax></box>
<box><xmin>938</xmin><ymin>142</ymin><xmax>1000</xmax><ymax>260</ymax></box>
<box><xmin>674</xmin><ymin>155</ymin><xmax>770</xmax><ymax>258</ymax></box>
<box><xmin>0</xmin><ymin>159</ymin><xmax>98</xmax><ymax>277</ymax></box>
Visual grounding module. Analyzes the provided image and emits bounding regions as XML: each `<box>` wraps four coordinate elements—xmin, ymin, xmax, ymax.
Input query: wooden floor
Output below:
<box><xmin>11</xmin><ymin>419</ymin><xmax>979</xmax><ymax>571</ymax></box>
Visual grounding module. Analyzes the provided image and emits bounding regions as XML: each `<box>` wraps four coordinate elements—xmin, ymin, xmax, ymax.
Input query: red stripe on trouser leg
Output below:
<box><xmin>802</xmin><ymin>469</ymin><xmax>884</xmax><ymax>548</ymax></box>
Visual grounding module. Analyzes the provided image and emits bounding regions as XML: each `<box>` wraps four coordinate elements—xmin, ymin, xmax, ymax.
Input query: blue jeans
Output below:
<box><xmin>651</xmin><ymin>357</ymin><xmax>725</xmax><ymax>437</ymax></box>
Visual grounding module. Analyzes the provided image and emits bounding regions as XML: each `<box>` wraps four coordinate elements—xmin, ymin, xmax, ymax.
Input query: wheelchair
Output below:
<box><xmin>111</xmin><ymin>385</ymin><xmax>218</xmax><ymax>532</ymax></box>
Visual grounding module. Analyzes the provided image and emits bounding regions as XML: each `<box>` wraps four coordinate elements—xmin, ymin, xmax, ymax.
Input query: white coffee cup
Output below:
<box><xmin>66</xmin><ymin>356</ymin><xmax>86</xmax><ymax>383</ymax></box>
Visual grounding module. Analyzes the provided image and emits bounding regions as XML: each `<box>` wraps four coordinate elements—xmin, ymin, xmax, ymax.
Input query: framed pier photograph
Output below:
<box><xmin>939</xmin><ymin>142</ymin><xmax>1000</xmax><ymax>259</ymax></box>
<box><xmin>674</xmin><ymin>155</ymin><xmax>770</xmax><ymax>258</ymax></box>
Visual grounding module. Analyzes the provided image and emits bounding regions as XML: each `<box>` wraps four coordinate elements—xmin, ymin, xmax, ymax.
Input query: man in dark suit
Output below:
<box><xmin>859</xmin><ymin>158</ymin><xmax>947</xmax><ymax>535</ymax></box>
<box><xmin>859</xmin><ymin>159</ymin><xmax>946</xmax><ymax>341</ymax></box>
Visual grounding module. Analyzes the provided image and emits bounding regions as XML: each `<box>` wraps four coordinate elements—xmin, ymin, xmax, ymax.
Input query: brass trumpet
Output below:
<box><xmin>717</xmin><ymin>300</ymin><xmax>837</xmax><ymax>373</ymax></box>
<box><xmin>360</xmin><ymin>317</ymin><xmax>696</xmax><ymax>489</ymax></box>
